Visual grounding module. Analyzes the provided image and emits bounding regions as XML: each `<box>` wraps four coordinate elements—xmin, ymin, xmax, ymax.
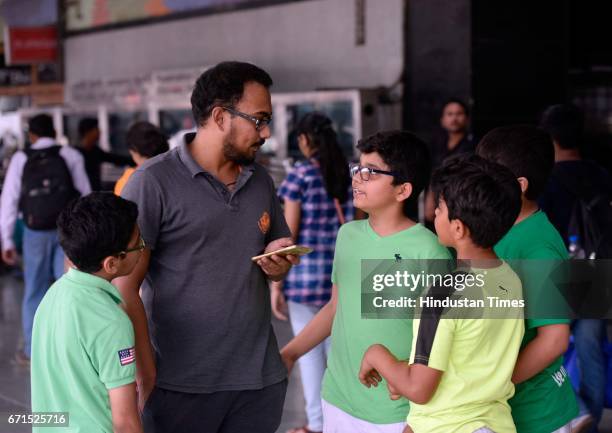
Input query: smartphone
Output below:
<box><xmin>251</xmin><ymin>245</ymin><xmax>313</xmax><ymax>261</ymax></box>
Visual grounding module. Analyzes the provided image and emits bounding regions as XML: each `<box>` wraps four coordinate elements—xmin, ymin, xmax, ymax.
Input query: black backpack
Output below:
<box><xmin>557</xmin><ymin>166</ymin><xmax>612</xmax><ymax>259</ymax></box>
<box><xmin>20</xmin><ymin>146</ymin><xmax>79</xmax><ymax>230</ymax></box>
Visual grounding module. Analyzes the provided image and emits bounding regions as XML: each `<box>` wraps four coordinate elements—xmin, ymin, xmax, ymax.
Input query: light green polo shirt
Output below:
<box><xmin>31</xmin><ymin>268</ymin><xmax>136</xmax><ymax>433</ymax></box>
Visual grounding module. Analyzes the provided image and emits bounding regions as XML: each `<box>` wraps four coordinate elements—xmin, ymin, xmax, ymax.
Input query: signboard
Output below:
<box><xmin>65</xmin><ymin>0</ymin><xmax>308</xmax><ymax>33</ymax></box>
<box><xmin>4</xmin><ymin>26</ymin><xmax>58</xmax><ymax>65</ymax></box>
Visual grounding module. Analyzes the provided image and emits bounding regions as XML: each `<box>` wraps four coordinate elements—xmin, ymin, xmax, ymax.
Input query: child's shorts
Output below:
<box><xmin>321</xmin><ymin>399</ymin><xmax>406</xmax><ymax>433</ymax></box>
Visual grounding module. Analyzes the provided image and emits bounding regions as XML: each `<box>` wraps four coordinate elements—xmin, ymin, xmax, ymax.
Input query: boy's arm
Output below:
<box><xmin>113</xmin><ymin>248</ymin><xmax>156</xmax><ymax>412</ymax></box>
<box><xmin>359</xmin><ymin>344</ymin><xmax>442</xmax><ymax>405</ymax></box>
<box><xmin>109</xmin><ymin>383</ymin><xmax>143</xmax><ymax>433</ymax></box>
<box><xmin>511</xmin><ymin>323</ymin><xmax>570</xmax><ymax>384</ymax></box>
<box><xmin>280</xmin><ymin>283</ymin><xmax>338</xmax><ymax>373</ymax></box>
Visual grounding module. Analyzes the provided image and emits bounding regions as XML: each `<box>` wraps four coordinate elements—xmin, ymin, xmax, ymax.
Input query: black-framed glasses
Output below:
<box><xmin>349</xmin><ymin>164</ymin><xmax>396</xmax><ymax>182</ymax></box>
<box><xmin>223</xmin><ymin>107</ymin><xmax>272</xmax><ymax>131</ymax></box>
<box><xmin>118</xmin><ymin>236</ymin><xmax>146</xmax><ymax>258</ymax></box>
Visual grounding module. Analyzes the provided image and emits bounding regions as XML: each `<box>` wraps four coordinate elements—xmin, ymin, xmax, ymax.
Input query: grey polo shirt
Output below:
<box><xmin>121</xmin><ymin>134</ymin><xmax>290</xmax><ymax>393</ymax></box>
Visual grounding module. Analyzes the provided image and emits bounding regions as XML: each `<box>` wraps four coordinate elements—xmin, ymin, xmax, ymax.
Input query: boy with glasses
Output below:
<box><xmin>281</xmin><ymin>131</ymin><xmax>450</xmax><ymax>432</ymax></box>
<box><xmin>31</xmin><ymin>192</ymin><xmax>144</xmax><ymax>433</ymax></box>
<box><xmin>359</xmin><ymin>154</ymin><xmax>524</xmax><ymax>433</ymax></box>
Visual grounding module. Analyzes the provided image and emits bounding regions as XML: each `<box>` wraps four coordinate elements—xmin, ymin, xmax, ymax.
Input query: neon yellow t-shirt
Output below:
<box><xmin>407</xmin><ymin>262</ymin><xmax>525</xmax><ymax>433</ymax></box>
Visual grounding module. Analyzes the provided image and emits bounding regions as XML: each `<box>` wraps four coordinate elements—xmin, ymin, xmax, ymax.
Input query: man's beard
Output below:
<box><xmin>223</xmin><ymin>128</ymin><xmax>263</xmax><ymax>165</ymax></box>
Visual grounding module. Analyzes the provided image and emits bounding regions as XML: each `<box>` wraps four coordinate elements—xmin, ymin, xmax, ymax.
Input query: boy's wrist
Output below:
<box><xmin>280</xmin><ymin>345</ymin><xmax>299</xmax><ymax>362</ymax></box>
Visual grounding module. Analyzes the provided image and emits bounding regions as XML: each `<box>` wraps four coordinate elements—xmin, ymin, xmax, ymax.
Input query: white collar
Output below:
<box><xmin>31</xmin><ymin>137</ymin><xmax>57</xmax><ymax>149</ymax></box>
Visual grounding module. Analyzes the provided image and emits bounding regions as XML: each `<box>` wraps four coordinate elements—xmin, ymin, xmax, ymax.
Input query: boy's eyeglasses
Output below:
<box><xmin>349</xmin><ymin>164</ymin><xmax>396</xmax><ymax>182</ymax></box>
<box><xmin>223</xmin><ymin>107</ymin><xmax>272</xmax><ymax>131</ymax></box>
<box><xmin>118</xmin><ymin>236</ymin><xmax>146</xmax><ymax>259</ymax></box>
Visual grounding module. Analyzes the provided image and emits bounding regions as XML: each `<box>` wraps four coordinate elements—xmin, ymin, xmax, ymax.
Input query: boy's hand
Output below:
<box><xmin>387</xmin><ymin>381</ymin><xmax>402</xmax><ymax>400</ymax></box>
<box><xmin>137</xmin><ymin>378</ymin><xmax>155</xmax><ymax>413</ymax></box>
<box><xmin>270</xmin><ymin>282</ymin><xmax>288</xmax><ymax>321</ymax></box>
<box><xmin>280</xmin><ymin>347</ymin><xmax>296</xmax><ymax>376</ymax></box>
<box><xmin>359</xmin><ymin>351</ymin><xmax>383</xmax><ymax>388</ymax></box>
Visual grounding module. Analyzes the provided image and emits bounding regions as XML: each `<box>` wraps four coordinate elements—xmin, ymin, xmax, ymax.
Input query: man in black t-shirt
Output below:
<box><xmin>425</xmin><ymin>98</ymin><xmax>476</xmax><ymax>226</ymax></box>
<box><xmin>76</xmin><ymin>118</ymin><xmax>133</xmax><ymax>191</ymax></box>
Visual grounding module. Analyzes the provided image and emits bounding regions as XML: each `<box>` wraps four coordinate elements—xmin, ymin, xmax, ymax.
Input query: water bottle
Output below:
<box><xmin>568</xmin><ymin>235</ymin><xmax>586</xmax><ymax>259</ymax></box>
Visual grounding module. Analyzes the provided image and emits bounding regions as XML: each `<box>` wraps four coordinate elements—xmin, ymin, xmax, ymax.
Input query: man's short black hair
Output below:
<box><xmin>28</xmin><ymin>114</ymin><xmax>55</xmax><ymax>138</ymax></box>
<box><xmin>78</xmin><ymin>117</ymin><xmax>99</xmax><ymax>138</ymax></box>
<box><xmin>57</xmin><ymin>193</ymin><xmax>139</xmax><ymax>273</ymax></box>
<box><xmin>441</xmin><ymin>98</ymin><xmax>469</xmax><ymax>117</ymax></box>
<box><xmin>476</xmin><ymin>125</ymin><xmax>554</xmax><ymax>201</ymax></box>
<box><xmin>357</xmin><ymin>130</ymin><xmax>431</xmax><ymax>216</ymax></box>
<box><xmin>126</xmin><ymin>121</ymin><xmax>169</xmax><ymax>158</ymax></box>
<box><xmin>431</xmin><ymin>154</ymin><xmax>521</xmax><ymax>248</ymax></box>
<box><xmin>539</xmin><ymin>104</ymin><xmax>584</xmax><ymax>150</ymax></box>
<box><xmin>191</xmin><ymin>61</ymin><xmax>273</xmax><ymax>127</ymax></box>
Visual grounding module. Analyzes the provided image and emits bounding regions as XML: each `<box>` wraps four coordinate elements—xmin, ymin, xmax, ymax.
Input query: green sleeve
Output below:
<box><xmin>89</xmin><ymin>319</ymin><xmax>136</xmax><ymax>389</ymax></box>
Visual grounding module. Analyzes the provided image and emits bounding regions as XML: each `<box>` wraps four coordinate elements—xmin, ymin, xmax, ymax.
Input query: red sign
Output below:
<box><xmin>4</xmin><ymin>26</ymin><xmax>58</xmax><ymax>65</ymax></box>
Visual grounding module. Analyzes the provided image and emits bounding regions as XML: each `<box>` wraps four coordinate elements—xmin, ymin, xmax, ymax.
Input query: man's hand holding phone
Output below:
<box><xmin>255</xmin><ymin>237</ymin><xmax>305</xmax><ymax>281</ymax></box>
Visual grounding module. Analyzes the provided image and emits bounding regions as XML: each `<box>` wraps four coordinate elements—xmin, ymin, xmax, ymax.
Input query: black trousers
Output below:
<box><xmin>143</xmin><ymin>379</ymin><xmax>287</xmax><ymax>433</ymax></box>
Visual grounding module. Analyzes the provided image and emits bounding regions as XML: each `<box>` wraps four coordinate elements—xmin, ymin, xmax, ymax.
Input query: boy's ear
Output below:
<box><xmin>101</xmin><ymin>255</ymin><xmax>121</xmax><ymax>276</ymax></box>
<box><xmin>517</xmin><ymin>177</ymin><xmax>529</xmax><ymax>195</ymax></box>
<box><xmin>451</xmin><ymin>218</ymin><xmax>469</xmax><ymax>242</ymax></box>
<box><xmin>395</xmin><ymin>182</ymin><xmax>413</xmax><ymax>203</ymax></box>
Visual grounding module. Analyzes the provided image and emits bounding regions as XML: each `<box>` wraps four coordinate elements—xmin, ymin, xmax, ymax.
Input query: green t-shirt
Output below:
<box><xmin>494</xmin><ymin>210</ymin><xmax>578</xmax><ymax>433</ymax></box>
<box><xmin>407</xmin><ymin>262</ymin><xmax>524</xmax><ymax>433</ymax></box>
<box><xmin>31</xmin><ymin>268</ymin><xmax>136</xmax><ymax>433</ymax></box>
<box><xmin>322</xmin><ymin>220</ymin><xmax>451</xmax><ymax>424</ymax></box>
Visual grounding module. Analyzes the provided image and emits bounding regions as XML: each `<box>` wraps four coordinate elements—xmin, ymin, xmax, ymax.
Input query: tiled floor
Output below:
<box><xmin>0</xmin><ymin>273</ymin><xmax>611</xmax><ymax>433</ymax></box>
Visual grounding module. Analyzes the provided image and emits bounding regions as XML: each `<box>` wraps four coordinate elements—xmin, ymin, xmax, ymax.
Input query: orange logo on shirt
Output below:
<box><xmin>258</xmin><ymin>211</ymin><xmax>270</xmax><ymax>234</ymax></box>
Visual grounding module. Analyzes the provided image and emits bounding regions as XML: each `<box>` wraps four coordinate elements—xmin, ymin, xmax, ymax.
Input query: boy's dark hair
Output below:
<box><xmin>539</xmin><ymin>104</ymin><xmax>584</xmax><ymax>150</ymax></box>
<box><xmin>357</xmin><ymin>130</ymin><xmax>431</xmax><ymax>216</ymax></box>
<box><xmin>28</xmin><ymin>114</ymin><xmax>55</xmax><ymax>138</ymax></box>
<box><xmin>191</xmin><ymin>61</ymin><xmax>273</xmax><ymax>127</ymax></box>
<box><xmin>431</xmin><ymin>154</ymin><xmax>521</xmax><ymax>248</ymax></box>
<box><xmin>78</xmin><ymin>117</ymin><xmax>99</xmax><ymax>138</ymax></box>
<box><xmin>441</xmin><ymin>98</ymin><xmax>469</xmax><ymax>117</ymax></box>
<box><xmin>126</xmin><ymin>121</ymin><xmax>169</xmax><ymax>158</ymax></box>
<box><xmin>476</xmin><ymin>125</ymin><xmax>554</xmax><ymax>201</ymax></box>
<box><xmin>57</xmin><ymin>193</ymin><xmax>139</xmax><ymax>273</ymax></box>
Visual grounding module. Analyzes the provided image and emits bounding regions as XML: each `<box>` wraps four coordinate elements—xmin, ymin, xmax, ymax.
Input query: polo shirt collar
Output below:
<box><xmin>65</xmin><ymin>267</ymin><xmax>123</xmax><ymax>304</ymax></box>
<box><xmin>178</xmin><ymin>132</ymin><xmax>256</xmax><ymax>179</ymax></box>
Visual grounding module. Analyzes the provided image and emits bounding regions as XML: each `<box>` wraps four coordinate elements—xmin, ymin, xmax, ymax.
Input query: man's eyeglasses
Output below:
<box><xmin>349</xmin><ymin>164</ymin><xmax>396</xmax><ymax>182</ymax></box>
<box><xmin>223</xmin><ymin>107</ymin><xmax>272</xmax><ymax>131</ymax></box>
<box><xmin>118</xmin><ymin>236</ymin><xmax>146</xmax><ymax>259</ymax></box>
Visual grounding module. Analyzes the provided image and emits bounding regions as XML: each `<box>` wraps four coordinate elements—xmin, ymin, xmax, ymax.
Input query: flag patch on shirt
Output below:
<box><xmin>118</xmin><ymin>347</ymin><xmax>135</xmax><ymax>366</ymax></box>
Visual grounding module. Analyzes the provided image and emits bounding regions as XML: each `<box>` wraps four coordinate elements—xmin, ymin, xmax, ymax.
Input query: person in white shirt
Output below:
<box><xmin>0</xmin><ymin>114</ymin><xmax>90</xmax><ymax>365</ymax></box>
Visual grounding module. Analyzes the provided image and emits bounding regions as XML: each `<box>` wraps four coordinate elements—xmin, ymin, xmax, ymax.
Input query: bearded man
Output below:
<box><xmin>118</xmin><ymin>61</ymin><xmax>297</xmax><ymax>433</ymax></box>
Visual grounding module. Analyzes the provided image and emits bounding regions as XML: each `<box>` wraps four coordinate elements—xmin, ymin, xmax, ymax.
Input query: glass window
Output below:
<box><xmin>285</xmin><ymin>100</ymin><xmax>355</xmax><ymax>160</ymax></box>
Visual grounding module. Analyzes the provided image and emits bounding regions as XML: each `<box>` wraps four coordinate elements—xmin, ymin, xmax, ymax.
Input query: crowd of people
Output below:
<box><xmin>0</xmin><ymin>60</ymin><xmax>610</xmax><ymax>433</ymax></box>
